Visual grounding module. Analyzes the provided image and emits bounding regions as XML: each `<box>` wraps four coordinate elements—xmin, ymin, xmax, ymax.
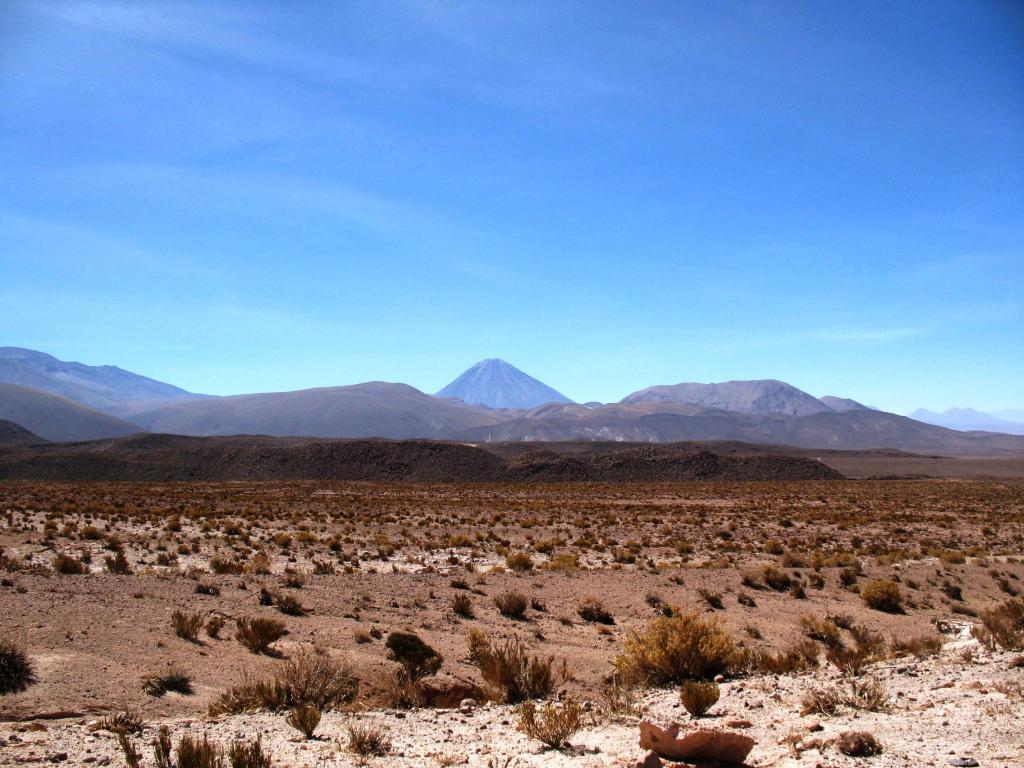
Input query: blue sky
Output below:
<box><xmin>1</xmin><ymin>0</ymin><xmax>1022</xmax><ymax>412</ymax></box>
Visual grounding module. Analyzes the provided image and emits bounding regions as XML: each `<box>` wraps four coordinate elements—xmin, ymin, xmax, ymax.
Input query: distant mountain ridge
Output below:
<box><xmin>1</xmin><ymin>346</ymin><xmax>1022</xmax><ymax>454</ymax></box>
<box><xmin>130</xmin><ymin>381</ymin><xmax>506</xmax><ymax>439</ymax></box>
<box><xmin>819</xmin><ymin>396</ymin><xmax>872</xmax><ymax>412</ymax></box>
<box><xmin>436</xmin><ymin>358</ymin><xmax>572</xmax><ymax>410</ymax></box>
<box><xmin>0</xmin><ymin>347</ymin><xmax>207</xmax><ymax>416</ymax></box>
<box><xmin>622</xmin><ymin>379</ymin><xmax>832</xmax><ymax>417</ymax></box>
<box><xmin>908</xmin><ymin>407</ymin><xmax>1024</xmax><ymax>436</ymax></box>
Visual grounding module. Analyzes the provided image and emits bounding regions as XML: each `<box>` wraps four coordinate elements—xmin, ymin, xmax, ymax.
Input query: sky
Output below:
<box><xmin>1</xmin><ymin>0</ymin><xmax>1022</xmax><ymax>413</ymax></box>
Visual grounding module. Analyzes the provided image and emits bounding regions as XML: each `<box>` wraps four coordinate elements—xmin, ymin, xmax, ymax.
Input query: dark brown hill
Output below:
<box><xmin>0</xmin><ymin>418</ymin><xmax>47</xmax><ymax>446</ymax></box>
<box><xmin>0</xmin><ymin>384</ymin><xmax>141</xmax><ymax>442</ymax></box>
<box><xmin>0</xmin><ymin>434</ymin><xmax>841</xmax><ymax>482</ymax></box>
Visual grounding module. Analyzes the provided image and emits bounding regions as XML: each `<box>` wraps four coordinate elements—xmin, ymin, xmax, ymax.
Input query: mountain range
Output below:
<box><xmin>0</xmin><ymin>346</ymin><xmax>1022</xmax><ymax>455</ymax></box>
<box><xmin>0</xmin><ymin>346</ymin><xmax>208</xmax><ymax>416</ymax></box>
<box><xmin>907</xmin><ymin>407</ymin><xmax>1024</xmax><ymax>436</ymax></box>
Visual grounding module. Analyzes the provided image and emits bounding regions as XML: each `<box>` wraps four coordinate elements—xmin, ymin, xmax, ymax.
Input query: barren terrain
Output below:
<box><xmin>2</xmin><ymin>479</ymin><xmax>1022</xmax><ymax>766</ymax></box>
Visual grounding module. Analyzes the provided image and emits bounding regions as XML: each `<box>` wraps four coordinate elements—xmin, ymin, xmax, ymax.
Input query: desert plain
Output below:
<box><xmin>1</xmin><ymin>477</ymin><xmax>1023</xmax><ymax>767</ymax></box>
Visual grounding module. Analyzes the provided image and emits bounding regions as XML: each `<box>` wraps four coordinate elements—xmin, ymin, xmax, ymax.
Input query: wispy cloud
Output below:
<box><xmin>811</xmin><ymin>326</ymin><xmax>930</xmax><ymax>342</ymax></box>
<box><xmin>22</xmin><ymin>0</ymin><xmax>637</xmax><ymax>112</ymax></box>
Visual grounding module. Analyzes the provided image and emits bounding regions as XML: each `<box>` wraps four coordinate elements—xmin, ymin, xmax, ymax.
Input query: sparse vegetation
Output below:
<box><xmin>0</xmin><ymin>640</ymin><xmax>35</xmax><ymax>695</ymax></box>
<box><xmin>143</xmin><ymin>668</ymin><xmax>193</xmax><ymax>697</ymax></box>
<box><xmin>228</xmin><ymin>739</ymin><xmax>273</xmax><ymax>768</ymax></box>
<box><xmin>286</xmin><ymin>704</ymin><xmax>322</xmax><ymax>739</ymax></box>
<box><xmin>835</xmin><ymin>730</ymin><xmax>883</xmax><ymax>757</ymax></box>
<box><xmin>861</xmin><ymin>579</ymin><xmax>904</xmax><ymax>613</ymax></box>
<box><xmin>517</xmin><ymin>696</ymin><xmax>585</xmax><ymax>749</ymax></box>
<box><xmin>235</xmin><ymin>617</ymin><xmax>287</xmax><ymax>654</ymax></box>
<box><xmin>801</xmin><ymin>677</ymin><xmax>890</xmax><ymax>715</ymax></box>
<box><xmin>346</xmin><ymin>720</ymin><xmax>391</xmax><ymax>757</ymax></box>
<box><xmin>679</xmin><ymin>680</ymin><xmax>720</xmax><ymax>717</ymax></box>
<box><xmin>210</xmin><ymin>648</ymin><xmax>358</xmax><ymax>714</ymax></box>
<box><xmin>493</xmin><ymin>590</ymin><xmax>529</xmax><ymax>619</ymax></box>
<box><xmin>53</xmin><ymin>553</ymin><xmax>87</xmax><ymax>575</ymax></box>
<box><xmin>613</xmin><ymin>611</ymin><xmax>739</xmax><ymax>685</ymax></box>
<box><xmin>172</xmin><ymin>610</ymin><xmax>206</xmax><ymax>642</ymax></box>
<box><xmin>451</xmin><ymin>593</ymin><xmax>474</xmax><ymax>618</ymax></box>
<box><xmin>5</xmin><ymin>477</ymin><xmax>1024</xmax><ymax>765</ymax></box>
<box><xmin>577</xmin><ymin>597</ymin><xmax>614</xmax><ymax>625</ymax></box>
<box><xmin>97</xmin><ymin>709</ymin><xmax>144</xmax><ymax>735</ymax></box>
<box><xmin>468</xmin><ymin>629</ymin><xmax>566</xmax><ymax>703</ymax></box>
<box><xmin>973</xmin><ymin>598</ymin><xmax>1024</xmax><ymax>651</ymax></box>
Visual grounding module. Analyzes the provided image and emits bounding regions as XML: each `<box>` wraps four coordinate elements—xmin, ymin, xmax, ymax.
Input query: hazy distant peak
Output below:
<box><xmin>0</xmin><ymin>346</ymin><xmax>206</xmax><ymax>416</ymax></box>
<box><xmin>436</xmin><ymin>359</ymin><xmax>573</xmax><ymax>410</ymax></box>
<box><xmin>908</xmin><ymin>407</ymin><xmax>1024</xmax><ymax>435</ymax></box>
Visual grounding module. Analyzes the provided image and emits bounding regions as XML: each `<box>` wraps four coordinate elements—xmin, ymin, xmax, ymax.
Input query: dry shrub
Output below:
<box><xmin>505</xmin><ymin>552</ymin><xmax>534</xmax><ymax>572</ymax></box>
<box><xmin>386</xmin><ymin>631</ymin><xmax>442</xmax><ymax>680</ymax></box>
<box><xmin>118</xmin><ymin>733</ymin><xmax>142</xmax><ymax>768</ymax></box>
<box><xmin>860</xmin><ymin>580</ymin><xmax>904</xmax><ymax>613</ymax></box>
<box><xmin>889</xmin><ymin>633</ymin><xmax>942</xmax><ymax>658</ymax></box>
<box><xmin>383</xmin><ymin>631</ymin><xmax>442</xmax><ymax>708</ymax></box>
<box><xmin>451</xmin><ymin>593</ymin><xmax>474</xmax><ymax>618</ymax></box>
<box><xmin>143</xmin><ymin>668</ymin><xmax>193</xmax><ymax>697</ymax></box>
<box><xmin>53</xmin><ymin>553</ymin><xmax>87</xmax><ymax>575</ymax></box>
<box><xmin>154</xmin><ymin>726</ymin><xmax>173</xmax><ymax>768</ymax></box>
<box><xmin>493</xmin><ymin>591</ymin><xmax>529</xmax><ymax>619</ymax></box>
<box><xmin>97</xmin><ymin>709</ymin><xmax>144</xmax><ymax>735</ymax></box>
<box><xmin>286</xmin><ymin>704</ymin><xmax>321</xmax><ymax>739</ymax></box>
<box><xmin>467</xmin><ymin>628</ymin><xmax>566</xmax><ymax>703</ymax></box>
<box><xmin>749</xmin><ymin>639</ymin><xmax>819</xmax><ymax>674</ymax></box>
<box><xmin>799</xmin><ymin>614</ymin><xmax>842</xmax><ymax>648</ymax></box>
<box><xmin>613</xmin><ymin>611</ymin><xmax>739</xmax><ymax>686</ymax></box>
<box><xmin>577</xmin><ymin>597</ymin><xmax>614</xmax><ymax>625</ymax></box>
<box><xmin>105</xmin><ymin>551</ymin><xmax>132</xmax><ymax>574</ymax></box>
<box><xmin>835</xmin><ymin>730</ymin><xmax>883</xmax><ymax>757</ymax></box>
<box><xmin>761</xmin><ymin>565</ymin><xmax>793</xmax><ymax>591</ymax></box>
<box><xmin>545</xmin><ymin>553</ymin><xmax>580</xmax><ymax>572</ymax></box>
<box><xmin>517</xmin><ymin>696</ymin><xmax>584</xmax><ymax>750</ymax></box>
<box><xmin>973</xmin><ymin>598</ymin><xmax>1024</xmax><ymax>651</ymax></box>
<box><xmin>206</xmin><ymin>616</ymin><xmax>225</xmax><ymax>640</ymax></box>
<box><xmin>346</xmin><ymin>720</ymin><xmax>391</xmax><ymax>757</ymax></box>
<box><xmin>172</xmin><ymin>611</ymin><xmax>205</xmax><ymax>643</ymax></box>
<box><xmin>273</xmin><ymin>593</ymin><xmax>306</xmax><ymax>617</ymax></box>
<box><xmin>228</xmin><ymin>739</ymin><xmax>272</xmax><ymax>768</ymax></box>
<box><xmin>209</xmin><ymin>556</ymin><xmax>244</xmax><ymax>575</ymax></box>
<box><xmin>235</xmin><ymin>617</ymin><xmax>286</xmax><ymax>654</ymax></box>
<box><xmin>801</xmin><ymin>677</ymin><xmax>889</xmax><ymax>715</ymax></box>
<box><xmin>209</xmin><ymin>648</ymin><xmax>358</xmax><ymax>714</ymax></box>
<box><xmin>0</xmin><ymin>640</ymin><xmax>35</xmax><ymax>694</ymax></box>
<box><xmin>825</xmin><ymin>644</ymin><xmax>870</xmax><ymax>676</ymax></box>
<box><xmin>176</xmin><ymin>733</ymin><xmax>224</xmax><ymax>768</ymax></box>
<box><xmin>849</xmin><ymin>625</ymin><xmax>887</xmax><ymax>657</ymax></box>
<box><xmin>699</xmin><ymin>589</ymin><xmax>724</xmax><ymax>609</ymax></box>
<box><xmin>679</xmin><ymin>680</ymin><xmax>719</xmax><ymax>717</ymax></box>
<box><xmin>600</xmin><ymin>674</ymin><xmax>641</xmax><ymax>717</ymax></box>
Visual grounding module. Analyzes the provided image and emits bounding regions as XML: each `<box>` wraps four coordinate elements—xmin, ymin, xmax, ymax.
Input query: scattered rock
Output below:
<box><xmin>635</xmin><ymin>751</ymin><xmax>663</xmax><ymax>768</ymax></box>
<box><xmin>639</xmin><ymin>721</ymin><xmax>755</xmax><ymax>765</ymax></box>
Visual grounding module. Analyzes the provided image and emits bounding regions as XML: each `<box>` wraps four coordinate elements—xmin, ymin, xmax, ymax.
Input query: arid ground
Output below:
<box><xmin>2</xmin><ymin>479</ymin><xmax>1023</xmax><ymax>766</ymax></box>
